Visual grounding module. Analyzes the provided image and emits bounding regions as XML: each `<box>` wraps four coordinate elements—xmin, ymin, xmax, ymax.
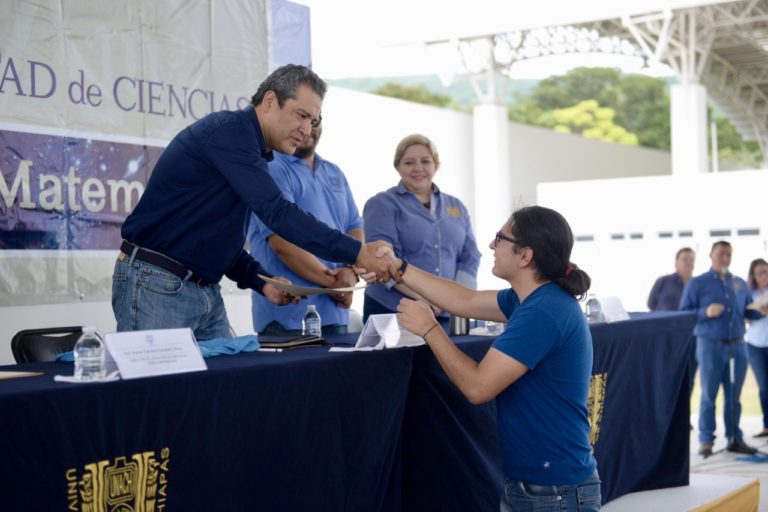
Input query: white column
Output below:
<box><xmin>670</xmin><ymin>83</ymin><xmax>709</xmax><ymax>175</ymax></box>
<box><xmin>472</xmin><ymin>103</ymin><xmax>511</xmax><ymax>289</ymax></box>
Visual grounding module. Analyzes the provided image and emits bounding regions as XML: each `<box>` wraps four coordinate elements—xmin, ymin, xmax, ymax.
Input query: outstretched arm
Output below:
<box><xmin>397</xmin><ymin>258</ymin><xmax>505</xmax><ymax>322</ymax></box>
<box><xmin>397</xmin><ymin>299</ymin><xmax>526</xmax><ymax>404</ymax></box>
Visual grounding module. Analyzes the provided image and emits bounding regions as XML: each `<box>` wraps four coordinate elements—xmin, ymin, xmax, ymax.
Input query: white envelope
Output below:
<box><xmin>355</xmin><ymin>314</ymin><xmax>425</xmax><ymax>349</ymax></box>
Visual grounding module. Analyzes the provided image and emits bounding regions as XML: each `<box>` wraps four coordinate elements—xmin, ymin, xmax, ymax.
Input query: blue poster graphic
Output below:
<box><xmin>1</xmin><ymin>129</ymin><xmax>163</xmax><ymax>250</ymax></box>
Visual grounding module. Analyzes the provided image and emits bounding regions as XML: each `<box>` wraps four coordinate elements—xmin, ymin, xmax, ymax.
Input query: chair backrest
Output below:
<box><xmin>11</xmin><ymin>326</ymin><xmax>84</xmax><ymax>363</ymax></box>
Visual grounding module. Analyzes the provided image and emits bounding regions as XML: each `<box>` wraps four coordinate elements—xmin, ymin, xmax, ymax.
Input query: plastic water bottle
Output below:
<box><xmin>74</xmin><ymin>326</ymin><xmax>106</xmax><ymax>380</ymax></box>
<box><xmin>585</xmin><ymin>294</ymin><xmax>604</xmax><ymax>323</ymax></box>
<box><xmin>302</xmin><ymin>304</ymin><xmax>322</xmax><ymax>337</ymax></box>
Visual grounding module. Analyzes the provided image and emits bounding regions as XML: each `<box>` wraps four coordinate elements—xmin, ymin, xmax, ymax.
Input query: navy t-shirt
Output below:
<box><xmin>492</xmin><ymin>283</ymin><xmax>597</xmax><ymax>484</ymax></box>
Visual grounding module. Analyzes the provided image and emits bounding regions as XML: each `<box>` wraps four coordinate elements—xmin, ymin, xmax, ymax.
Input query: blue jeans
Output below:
<box><xmin>697</xmin><ymin>337</ymin><xmax>748</xmax><ymax>443</ymax></box>
<box><xmin>748</xmin><ymin>344</ymin><xmax>768</xmax><ymax>429</ymax></box>
<box><xmin>112</xmin><ymin>257</ymin><xmax>232</xmax><ymax>341</ymax></box>
<box><xmin>500</xmin><ymin>470</ymin><xmax>601</xmax><ymax>511</ymax></box>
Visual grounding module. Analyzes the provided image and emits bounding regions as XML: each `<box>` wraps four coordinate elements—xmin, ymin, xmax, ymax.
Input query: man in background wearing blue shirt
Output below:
<box><xmin>248</xmin><ymin>122</ymin><xmax>363</xmax><ymax>335</ymax></box>
<box><xmin>649</xmin><ymin>247</ymin><xmax>697</xmax><ymax>408</ymax></box>
<box><xmin>114</xmin><ymin>65</ymin><xmax>394</xmax><ymax>340</ymax></box>
<box><xmin>681</xmin><ymin>241</ymin><xmax>765</xmax><ymax>457</ymax></box>
<box><xmin>648</xmin><ymin>247</ymin><xmax>695</xmax><ymax>311</ymax></box>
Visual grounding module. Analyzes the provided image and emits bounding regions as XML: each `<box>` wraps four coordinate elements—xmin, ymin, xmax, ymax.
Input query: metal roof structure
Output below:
<box><xmin>430</xmin><ymin>0</ymin><xmax>768</xmax><ymax>159</ymax></box>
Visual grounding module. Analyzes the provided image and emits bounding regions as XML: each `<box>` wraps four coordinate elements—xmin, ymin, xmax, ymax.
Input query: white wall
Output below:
<box><xmin>0</xmin><ymin>87</ymin><xmax>674</xmax><ymax>365</ymax></box>
<box><xmin>538</xmin><ymin>170</ymin><xmax>768</xmax><ymax>313</ymax></box>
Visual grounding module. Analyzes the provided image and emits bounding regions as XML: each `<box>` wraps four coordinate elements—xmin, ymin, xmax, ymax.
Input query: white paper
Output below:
<box><xmin>748</xmin><ymin>291</ymin><xmax>768</xmax><ymax>310</ymax></box>
<box><xmin>258</xmin><ymin>275</ymin><xmax>367</xmax><ymax>296</ymax></box>
<box><xmin>599</xmin><ymin>296</ymin><xmax>631</xmax><ymax>323</ymax></box>
<box><xmin>355</xmin><ymin>314</ymin><xmax>425</xmax><ymax>349</ymax></box>
<box><xmin>103</xmin><ymin>328</ymin><xmax>207</xmax><ymax>380</ymax></box>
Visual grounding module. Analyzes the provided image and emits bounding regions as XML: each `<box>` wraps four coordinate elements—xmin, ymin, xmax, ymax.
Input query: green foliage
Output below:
<box><xmin>714</xmin><ymin>116</ymin><xmax>764</xmax><ymax>168</ymax></box>
<box><xmin>370</xmin><ymin>83</ymin><xmax>456</xmax><ymax>109</ymax></box>
<box><xmin>509</xmin><ymin>67</ymin><xmax>668</xmax><ymax>149</ymax></box>
<box><xmin>534</xmin><ymin>99</ymin><xmax>639</xmax><ymax>145</ymax></box>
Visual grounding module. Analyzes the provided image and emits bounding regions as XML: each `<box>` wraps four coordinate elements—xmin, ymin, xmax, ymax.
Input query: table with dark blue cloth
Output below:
<box><xmin>0</xmin><ymin>311</ymin><xmax>695</xmax><ymax>510</ymax></box>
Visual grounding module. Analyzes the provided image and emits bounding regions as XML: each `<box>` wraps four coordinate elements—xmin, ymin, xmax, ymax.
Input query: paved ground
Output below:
<box><xmin>690</xmin><ymin>414</ymin><xmax>768</xmax><ymax>511</ymax></box>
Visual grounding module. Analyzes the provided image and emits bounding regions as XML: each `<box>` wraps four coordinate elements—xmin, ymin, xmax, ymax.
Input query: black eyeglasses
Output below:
<box><xmin>494</xmin><ymin>231</ymin><xmax>523</xmax><ymax>247</ymax></box>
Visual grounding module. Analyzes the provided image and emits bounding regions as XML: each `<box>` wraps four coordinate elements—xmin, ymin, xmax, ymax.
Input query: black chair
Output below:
<box><xmin>11</xmin><ymin>326</ymin><xmax>83</xmax><ymax>363</ymax></box>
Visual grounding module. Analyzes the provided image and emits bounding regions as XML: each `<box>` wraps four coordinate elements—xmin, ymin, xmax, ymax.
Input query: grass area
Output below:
<box><xmin>690</xmin><ymin>365</ymin><xmax>763</xmax><ymax>417</ymax></box>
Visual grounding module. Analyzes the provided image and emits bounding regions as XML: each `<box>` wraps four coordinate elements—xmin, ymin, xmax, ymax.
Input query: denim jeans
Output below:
<box><xmin>500</xmin><ymin>469</ymin><xmax>601</xmax><ymax>511</ymax></box>
<box><xmin>112</xmin><ymin>257</ymin><xmax>232</xmax><ymax>341</ymax></box>
<box><xmin>748</xmin><ymin>344</ymin><xmax>768</xmax><ymax>429</ymax></box>
<box><xmin>697</xmin><ymin>337</ymin><xmax>748</xmax><ymax>443</ymax></box>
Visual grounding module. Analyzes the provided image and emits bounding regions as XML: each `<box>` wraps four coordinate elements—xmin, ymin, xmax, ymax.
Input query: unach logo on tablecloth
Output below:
<box><xmin>588</xmin><ymin>373</ymin><xmax>607</xmax><ymax>445</ymax></box>
<box><xmin>65</xmin><ymin>447</ymin><xmax>170</xmax><ymax>512</ymax></box>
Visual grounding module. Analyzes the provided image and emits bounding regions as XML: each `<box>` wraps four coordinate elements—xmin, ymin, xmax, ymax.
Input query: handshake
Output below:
<box><xmin>354</xmin><ymin>240</ymin><xmax>403</xmax><ymax>284</ymax></box>
<box><xmin>262</xmin><ymin>240</ymin><xmax>403</xmax><ymax>308</ymax></box>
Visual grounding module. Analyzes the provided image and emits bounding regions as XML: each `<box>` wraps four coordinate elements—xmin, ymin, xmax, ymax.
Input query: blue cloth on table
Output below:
<box><xmin>55</xmin><ymin>335</ymin><xmax>260</xmax><ymax>361</ymax></box>
<box><xmin>197</xmin><ymin>335</ymin><xmax>260</xmax><ymax>357</ymax></box>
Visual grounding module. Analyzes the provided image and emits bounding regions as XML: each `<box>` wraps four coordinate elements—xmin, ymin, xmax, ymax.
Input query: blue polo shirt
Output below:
<box><xmin>248</xmin><ymin>151</ymin><xmax>363</xmax><ymax>331</ymax></box>
<box><xmin>363</xmin><ymin>181</ymin><xmax>481</xmax><ymax>315</ymax></box>
<box><xmin>492</xmin><ymin>284</ymin><xmax>596</xmax><ymax>484</ymax></box>
<box><xmin>121</xmin><ymin>107</ymin><xmax>361</xmax><ymax>291</ymax></box>
<box><xmin>679</xmin><ymin>269</ymin><xmax>761</xmax><ymax>340</ymax></box>
<box><xmin>647</xmin><ymin>273</ymin><xmax>685</xmax><ymax>311</ymax></box>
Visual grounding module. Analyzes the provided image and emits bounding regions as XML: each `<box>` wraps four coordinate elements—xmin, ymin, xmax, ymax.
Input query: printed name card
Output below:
<box><xmin>104</xmin><ymin>328</ymin><xmax>207</xmax><ymax>380</ymax></box>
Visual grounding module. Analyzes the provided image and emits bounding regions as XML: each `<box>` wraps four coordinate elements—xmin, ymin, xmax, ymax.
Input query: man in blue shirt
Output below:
<box><xmin>649</xmin><ymin>247</ymin><xmax>697</xmax><ymax>407</ymax></box>
<box><xmin>680</xmin><ymin>241</ymin><xmax>765</xmax><ymax>457</ymax></box>
<box><xmin>247</xmin><ymin>122</ymin><xmax>363</xmax><ymax>335</ymax></box>
<box><xmin>114</xmin><ymin>65</ymin><xmax>394</xmax><ymax>340</ymax></box>
<box><xmin>648</xmin><ymin>247</ymin><xmax>695</xmax><ymax>311</ymax></box>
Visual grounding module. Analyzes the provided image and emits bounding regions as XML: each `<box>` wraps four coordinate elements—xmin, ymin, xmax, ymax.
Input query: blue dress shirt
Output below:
<box><xmin>679</xmin><ymin>269</ymin><xmax>761</xmax><ymax>340</ymax></box>
<box><xmin>248</xmin><ymin>152</ymin><xmax>363</xmax><ymax>331</ymax></box>
<box><xmin>363</xmin><ymin>181</ymin><xmax>481</xmax><ymax>315</ymax></box>
<box><xmin>648</xmin><ymin>273</ymin><xmax>685</xmax><ymax>311</ymax></box>
<box><xmin>121</xmin><ymin>107</ymin><xmax>360</xmax><ymax>292</ymax></box>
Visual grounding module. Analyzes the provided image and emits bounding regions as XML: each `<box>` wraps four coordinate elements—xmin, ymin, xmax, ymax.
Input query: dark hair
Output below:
<box><xmin>710</xmin><ymin>240</ymin><xmax>731</xmax><ymax>253</ymax></box>
<box><xmin>509</xmin><ymin>206</ymin><xmax>591</xmax><ymax>299</ymax></box>
<box><xmin>675</xmin><ymin>247</ymin><xmax>694</xmax><ymax>260</ymax></box>
<box><xmin>748</xmin><ymin>258</ymin><xmax>768</xmax><ymax>291</ymax></box>
<box><xmin>251</xmin><ymin>64</ymin><xmax>327</xmax><ymax>107</ymax></box>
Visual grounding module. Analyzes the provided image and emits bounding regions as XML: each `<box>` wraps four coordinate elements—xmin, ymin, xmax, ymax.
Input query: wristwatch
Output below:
<box><xmin>396</xmin><ymin>259</ymin><xmax>408</xmax><ymax>282</ymax></box>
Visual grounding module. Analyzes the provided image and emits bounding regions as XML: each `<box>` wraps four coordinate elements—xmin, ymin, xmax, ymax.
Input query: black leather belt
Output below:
<box><xmin>120</xmin><ymin>240</ymin><xmax>214</xmax><ymax>287</ymax></box>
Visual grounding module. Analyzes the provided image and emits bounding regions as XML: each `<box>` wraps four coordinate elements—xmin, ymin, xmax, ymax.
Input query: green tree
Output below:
<box><xmin>713</xmin><ymin>115</ymin><xmax>764</xmax><ymax>168</ymax></box>
<box><xmin>536</xmin><ymin>99</ymin><xmax>639</xmax><ymax>145</ymax></box>
<box><xmin>510</xmin><ymin>67</ymin><xmax>668</xmax><ymax>149</ymax></box>
<box><xmin>370</xmin><ymin>83</ymin><xmax>455</xmax><ymax>109</ymax></box>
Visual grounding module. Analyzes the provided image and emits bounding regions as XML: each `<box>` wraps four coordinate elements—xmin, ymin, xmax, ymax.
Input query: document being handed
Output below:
<box><xmin>258</xmin><ymin>274</ymin><xmax>367</xmax><ymax>296</ymax></box>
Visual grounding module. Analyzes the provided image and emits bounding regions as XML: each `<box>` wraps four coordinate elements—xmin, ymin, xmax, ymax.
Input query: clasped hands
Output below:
<box><xmin>353</xmin><ymin>240</ymin><xmax>402</xmax><ymax>284</ymax></box>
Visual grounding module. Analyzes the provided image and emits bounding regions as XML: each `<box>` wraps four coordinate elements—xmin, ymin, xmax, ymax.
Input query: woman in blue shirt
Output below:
<box><xmin>393</xmin><ymin>205</ymin><xmax>600</xmax><ymax>511</ymax></box>
<box><xmin>747</xmin><ymin>258</ymin><xmax>768</xmax><ymax>438</ymax></box>
<box><xmin>362</xmin><ymin>134</ymin><xmax>481</xmax><ymax>324</ymax></box>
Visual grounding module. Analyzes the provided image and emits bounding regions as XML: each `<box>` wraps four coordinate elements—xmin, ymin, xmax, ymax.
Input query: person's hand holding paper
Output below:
<box><xmin>262</xmin><ymin>276</ymin><xmax>305</xmax><ymax>306</ymax></box>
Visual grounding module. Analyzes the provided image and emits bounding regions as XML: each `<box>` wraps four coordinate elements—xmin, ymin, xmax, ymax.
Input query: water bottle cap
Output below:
<box><xmin>307</xmin><ymin>304</ymin><xmax>317</xmax><ymax>311</ymax></box>
<box><xmin>82</xmin><ymin>326</ymin><xmax>97</xmax><ymax>334</ymax></box>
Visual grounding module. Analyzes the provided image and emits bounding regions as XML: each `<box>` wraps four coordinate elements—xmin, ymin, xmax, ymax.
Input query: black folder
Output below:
<box><xmin>257</xmin><ymin>334</ymin><xmax>329</xmax><ymax>349</ymax></box>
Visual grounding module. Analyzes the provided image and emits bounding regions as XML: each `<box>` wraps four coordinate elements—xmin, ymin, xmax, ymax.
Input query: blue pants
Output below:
<box><xmin>500</xmin><ymin>469</ymin><xmax>601</xmax><ymax>511</ymax></box>
<box><xmin>697</xmin><ymin>337</ymin><xmax>748</xmax><ymax>443</ymax></box>
<box><xmin>112</xmin><ymin>257</ymin><xmax>232</xmax><ymax>341</ymax></box>
<box><xmin>748</xmin><ymin>344</ymin><xmax>768</xmax><ymax>429</ymax></box>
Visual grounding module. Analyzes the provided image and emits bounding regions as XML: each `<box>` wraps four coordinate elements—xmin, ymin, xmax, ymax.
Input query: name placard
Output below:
<box><xmin>355</xmin><ymin>314</ymin><xmax>424</xmax><ymax>349</ymax></box>
<box><xmin>104</xmin><ymin>328</ymin><xmax>207</xmax><ymax>380</ymax></box>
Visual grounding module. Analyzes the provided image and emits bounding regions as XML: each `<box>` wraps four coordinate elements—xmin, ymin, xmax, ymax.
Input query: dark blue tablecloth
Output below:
<box><xmin>0</xmin><ymin>311</ymin><xmax>695</xmax><ymax>510</ymax></box>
